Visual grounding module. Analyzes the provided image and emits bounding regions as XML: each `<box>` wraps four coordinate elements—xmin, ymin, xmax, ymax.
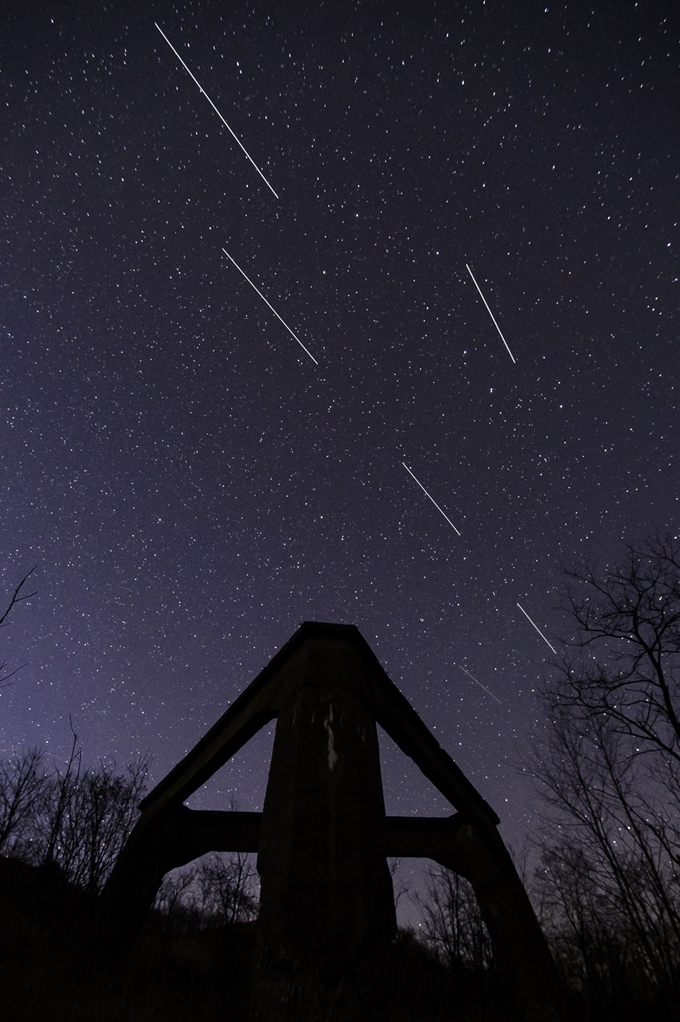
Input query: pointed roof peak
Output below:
<box><xmin>140</xmin><ymin>622</ymin><xmax>499</xmax><ymax>830</ymax></box>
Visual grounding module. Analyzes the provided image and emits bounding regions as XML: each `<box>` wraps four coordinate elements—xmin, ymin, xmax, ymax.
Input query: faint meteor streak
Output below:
<box><xmin>465</xmin><ymin>263</ymin><xmax>517</xmax><ymax>363</ymax></box>
<box><xmin>457</xmin><ymin>665</ymin><xmax>502</xmax><ymax>704</ymax></box>
<box><xmin>154</xmin><ymin>22</ymin><xmax>279</xmax><ymax>199</ymax></box>
<box><xmin>402</xmin><ymin>463</ymin><xmax>461</xmax><ymax>536</ymax></box>
<box><xmin>516</xmin><ymin>602</ymin><xmax>558</xmax><ymax>654</ymax></box>
<box><xmin>221</xmin><ymin>248</ymin><xmax>318</xmax><ymax>365</ymax></box>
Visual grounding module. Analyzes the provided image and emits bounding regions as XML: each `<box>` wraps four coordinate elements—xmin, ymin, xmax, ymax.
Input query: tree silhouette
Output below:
<box><xmin>531</xmin><ymin>532</ymin><xmax>680</xmax><ymax>1012</ymax></box>
<box><xmin>0</xmin><ymin>735</ymin><xmax>150</xmax><ymax>896</ymax></box>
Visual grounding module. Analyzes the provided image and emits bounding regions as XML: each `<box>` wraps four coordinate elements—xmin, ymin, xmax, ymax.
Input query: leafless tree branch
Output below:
<box><xmin>0</xmin><ymin>566</ymin><xmax>38</xmax><ymax>686</ymax></box>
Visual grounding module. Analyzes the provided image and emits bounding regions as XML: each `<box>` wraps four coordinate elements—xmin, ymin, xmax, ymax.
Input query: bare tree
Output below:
<box><xmin>0</xmin><ymin>748</ymin><xmax>49</xmax><ymax>857</ymax></box>
<box><xmin>153</xmin><ymin>852</ymin><xmax>258</xmax><ymax>933</ymax></box>
<box><xmin>0</xmin><ymin>566</ymin><xmax>37</xmax><ymax>686</ymax></box>
<box><xmin>530</xmin><ymin>532</ymin><xmax>680</xmax><ymax>1009</ymax></box>
<box><xmin>45</xmin><ymin>754</ymin><xmax>150</xmax><ymax>895</ymax></box>
<box><xmin>0</xmin><ymin>727</ymin><xmax>150</xmax><ymax>896</ymax></box>
<box><xmin>36</xmin><ymin>724</ymin><xmax>83</xmax><ymax>872</ymax></box>
<box><xmin>154</xmin><ymin>866</ymin><xmax>202</xmax><ymax>933</ymax></box>
<box><xmin>555</xmin><ymin>531</ymin><xmax>680</xmax><ymax>761</ymax></box>
<box><xmin>535</xmin><ymin>836</ymin><xmax>641</xmax><ymax>1011</ymax></box>
<box><xmin>388</xmin><ymin>857</ymin><xmax>412</xmax><ymax>912</ymax></box>
<box><xmin>196</xmin><ymin>851</ymin><xmax>258</xmax><ymax>927</ymax></box>
<box><xmin>413</xmin><ymin>866</ymin><xmax>493</xmax><ymax>975</ymax></box>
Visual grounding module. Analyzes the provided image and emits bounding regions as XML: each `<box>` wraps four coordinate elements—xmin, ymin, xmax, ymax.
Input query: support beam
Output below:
<box><xmin>98</xmin><ymin>808</ymin><xmax>261</xmax><ymax>939</ymax></box>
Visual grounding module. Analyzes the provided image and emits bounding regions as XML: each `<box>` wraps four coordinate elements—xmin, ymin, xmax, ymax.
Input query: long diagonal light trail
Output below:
<box><xmin>457</xmin><ymin>665</ymin><xmax>502</xmax><ymax>704</ymax></box>
<box><xmin>402</xmin><ymin>463</ymin><xmax>461</xmax><ymax>536</ymax></box>
<box><xmin>465</xmin><ymin>263</ymin><xmax>517</xmax><ymax>364</ymax></box>
<box><xmin>221</xmin><ymin>248</ymin><xmax>318</xmax><ymax>365</ymax></box>
<box><xmin>516</xmin><ymin>602</ymin><xmax>558</xmax><ymax>654</ymax></box>
<box><xmin>154</xmin><ymin>22</ymin><xmax>279</xmax><ymax>199</ymax></box>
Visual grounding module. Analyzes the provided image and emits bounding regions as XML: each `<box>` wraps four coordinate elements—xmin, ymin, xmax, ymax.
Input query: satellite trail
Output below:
<box><xmin>465</xmin><ymin>263</ymin><xmax>517</xmax><ymax>363</ymax></box>
<box><xmin>402</xmin><ymin>463</ymin><xmax>461</xmax><ymax>536</ymax></box>
<box><xmin>154</xmin><ymin>22</ymin><xmax>279</xmax><ymax>199</ymax></box>
<box><xmin>222</xmin><ymin>248</ymin><xmax>318</xmax><ymax>365</ymax></box>
<box><xmin>516</xmin><ymin>602</ymin><xmax>558</xmax><ymax>654</ymax></box>
<box><xmin>457</xmin><ymin>665</ymin><xmax>502</xmax><ymax>704</ymax></box>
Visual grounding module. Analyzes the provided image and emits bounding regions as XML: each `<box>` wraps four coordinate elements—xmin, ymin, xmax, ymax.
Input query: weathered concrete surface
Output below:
<box><xmin>255</xmin><ymin>633</ymin><xmax>396</xmax><ymax>1012</ymax></box>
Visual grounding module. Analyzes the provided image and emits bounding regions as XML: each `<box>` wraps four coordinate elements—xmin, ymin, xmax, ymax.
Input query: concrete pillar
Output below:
<box><xmin>255</xmin><ymin>635</ymin><xmax>395</xmax><ymax>1017</ymax></box>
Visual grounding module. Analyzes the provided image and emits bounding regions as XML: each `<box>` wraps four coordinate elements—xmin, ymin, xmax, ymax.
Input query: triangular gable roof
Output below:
<box><xmin>141</xmin><ymin>621</ymin><xmax>499</xmax><ymax>830</ymax></box>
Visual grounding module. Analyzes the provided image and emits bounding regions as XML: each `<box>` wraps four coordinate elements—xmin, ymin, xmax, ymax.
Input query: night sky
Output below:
<box><xmin>2</xmin><ymin>0</ymin><xmax>678</xmax><ymax>920</ymax></box>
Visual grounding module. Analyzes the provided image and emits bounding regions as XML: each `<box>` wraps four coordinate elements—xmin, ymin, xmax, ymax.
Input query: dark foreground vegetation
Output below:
<box><xmin>0</xmin><ymin>854</ymin><xmax>511</xmax><ymax>1022</ymax></box>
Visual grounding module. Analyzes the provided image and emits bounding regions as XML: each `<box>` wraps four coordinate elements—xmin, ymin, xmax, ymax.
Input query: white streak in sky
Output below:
<box><xmin>221</xmin><ymin>248</ymin><xmax>319</xmax><ymax>365</ymax></box>
<box><xmin>457</xmin><ymin>665</ymin><xmax>502</xmax><ymax>704</ymax></box>
<box><xmin>402</xmin><ymin>463</ymin><xmax>461</xmax><ymax>536</ymax></box>
<box><xmin>516</xmin><ymin>602</ymin><xmax>558</xmax><ymax>654</ymax></box>
<box><xmin>465</xmin><ymin>263</ymin><xmax>517</xmax><ymax>364</ymax></box>
<box><xmin>154</xmin><ymin>22</ymin><xmax>279</xmax><ymax>199</ymax></box>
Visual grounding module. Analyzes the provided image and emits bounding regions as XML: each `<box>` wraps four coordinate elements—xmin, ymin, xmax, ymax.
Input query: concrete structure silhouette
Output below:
<box><xmin>99</xmin><ymin>621</ymin><xmax>572</xmax><ymax>1020</ymax></box>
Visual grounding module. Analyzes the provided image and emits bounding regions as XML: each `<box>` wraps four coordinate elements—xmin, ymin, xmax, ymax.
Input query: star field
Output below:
<box><xmin>2</xmin><ymin>0</ymin><xmax>678</xmax><ymax>918</ymax></box>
